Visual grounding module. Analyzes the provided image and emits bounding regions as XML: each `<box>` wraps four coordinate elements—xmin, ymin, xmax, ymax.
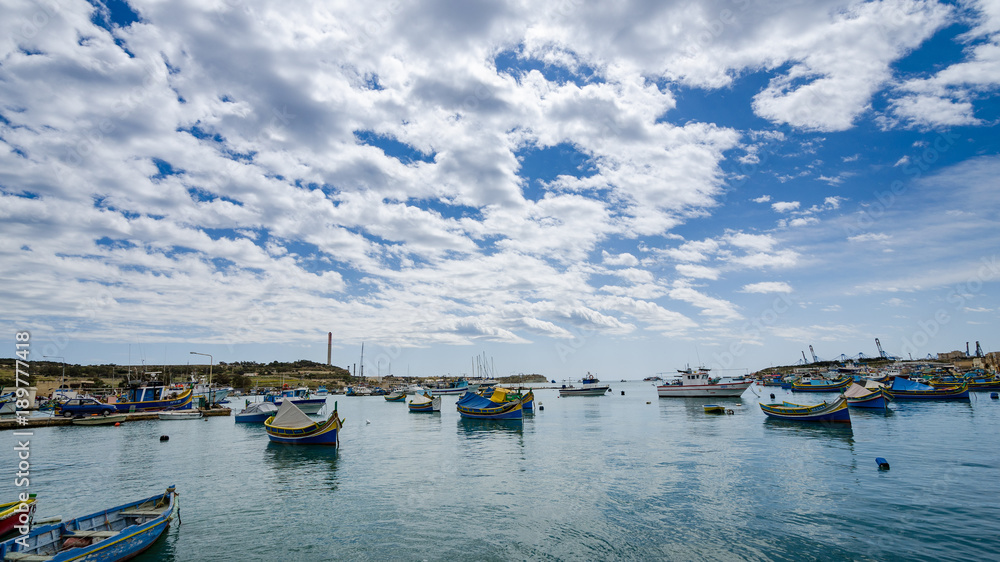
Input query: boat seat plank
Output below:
<box><xmin>68</xmin><ymin>530</ymin><xmax>117</xmax><ymax>538</ymax></box>
<box><xmin>119</xmin><ymin>510</ymin><xmax>164</xmax><ymax>517</ymax></box>
<box><xmin>5</xmin><ymin>553</ymin><xmax>55</xmax><ymax>561</ymax></box>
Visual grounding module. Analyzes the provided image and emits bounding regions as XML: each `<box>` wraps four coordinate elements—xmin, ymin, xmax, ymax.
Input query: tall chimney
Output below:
<box><xmin>327</xmin><ymin>332</ymin><xmax>332</xmax><ymax>366</ymax></box>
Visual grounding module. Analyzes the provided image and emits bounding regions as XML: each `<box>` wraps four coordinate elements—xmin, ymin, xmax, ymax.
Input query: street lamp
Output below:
<box><xmin>43</xmin><ymin>355</ymin><xmax>65</xmax><ymax>399</ymax></box>
<box><xmin>189</xmin><ymin>351</ymin><xmax>213</xmax><ymax>407</ymax></box>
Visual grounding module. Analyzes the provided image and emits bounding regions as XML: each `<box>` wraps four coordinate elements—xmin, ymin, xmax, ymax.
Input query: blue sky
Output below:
<box><xmin>1</xmin><ymin>0</ymin><xmax>998</xmax><ymax>378</ymax></box>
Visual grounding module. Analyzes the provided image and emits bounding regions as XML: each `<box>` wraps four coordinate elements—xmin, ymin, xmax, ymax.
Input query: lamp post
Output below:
<box><xmin>43</xmin><ymin>355</ymin><xmax>65</xmax><ymax>400</ymax></box>
<box><xmin>189</xmin><ymin>352</ymin><xmax>213</xmax><ymax>407</ymax></box>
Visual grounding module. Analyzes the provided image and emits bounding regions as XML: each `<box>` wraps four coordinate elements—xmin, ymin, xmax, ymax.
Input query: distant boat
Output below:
<box><xmin>234</xmin><ymin>401</ymin><xmax>279</xmax><ymax>423</ymax></box>
<box><xmin>890</xmin><ymin>378</ymin><xmax>970</xmax><ymax>400</ymax></box>
<box><xmin>456</xmin><ymin>391</ymin><xmax>523</xmax><ymax>419</ymax></box>
<box><xmin>0</xmin><ymin>494</ymin><xmax>36</xmax><ymax>539</ymax></box>
<box><xmin>265</xmin><ymin>387</ymin><xmax>326</xmax><ymax>414</ymax></box>
<box><xmin>558</xmin><ymin>373</ymin><xmax>610</xmax><ymax>397</ymax></box>
<box><xmin>790</xmin><ymin>376</ymin><xmax>852</xmax><ymax>392</ymax></box>
<box><xmin>0</xmin><ymin>486</ymin><xmax>177</xmax><ymax>562</ymax></box>
<box><xmin>316</xmin><ymin>385</ymin><xmax>329</xmax><ymax>396</ymax></box>
<box><xmin>408</xmin><ymin>393</ymin><xmax>441</xmax><ymax>412</ymax></box>
<box><xmin>657</xmin><ymin>367</ymin><xmax>751</xmax><ymax>398</ymax></box>
<box><xmin>158</xmin><ymin>410</ymin><xmax>204</xmax><ymax>420</ymax></box>
<box><xmin>429</xmin><ymin>379</ymin><xmax>470</xmax><ymax>396</ymax></box>
<box><xmin>264</xmin><ymin>400</ymin><xmax>343</xmax><ymax>446</ymax></box>
<box><xmin>844</xmin><ymin>383</ymin><xmax>892</xmax><ymax>410</ymax></box>
<box><xmin>482</xmin><ymin>387</ymin><xmax>534</xmax><ymax>410</ymax></box>
<box><xmin>759</xmin><ymin>396</ymin><xmax>851</xmax><ymax>424</ymax></box>
<box><xmin>384</xmin><ymin>390</ymin><xmax>406</xmax><ymax>402</ymax></box>
<box><xmin>72</xmin><ymin>413</ymin><xmax>128</xmax><ymax>426</ymax></box>
<box><xmin>643</xmin><ymin>375</ymin><xmax>663</xmax><ymax>382</ymax></box>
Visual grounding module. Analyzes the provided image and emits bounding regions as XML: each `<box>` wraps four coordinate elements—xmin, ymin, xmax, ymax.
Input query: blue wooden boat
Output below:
<box><xmin>890</xmin><ymin>378</ymin><xmax>970</xmax><ymax>400</ymax></box>
<box><xmin>264</xmin><ymin>400</ymin><xmax>343</xmax><ymax>446</ymax></box>
<box><xmin>111</xmin><ymin>384</ymin><xmax>193</xmax><ymax>413</ymax></box>
<box><xmin>407</xmin><ymin>393</ymin><xmax>441</xmax><ymax>412</ymax></box>
<box><xmin>264</xmin><ymin>387</ymin><xmax>326</xmax><ymax>414</ymax></box>
<box><xmin>481</xmin><ymin>387</ymin><xmax>534</xmax><ymax>410</ymax></box>
<box><xmin>843</xmin><ymin>383</ymin><xmax>892</xmax><ymax>410</ymax></box>
<box><xmin>384</xmin><ymin>391</ymin><xmax>406</xmax><ymax>402</ymax></box>
<box><xmin>456</xmin><ymin>391</ymin><xmax>523</xmax><ymax>420</ymax></box>
<box><xmin>0</xmin><ymin>486</ymin><xmax>176</xmax><ymax>562</ymax></box>
<box><xmin>234</xmin><ymin>401</ymin><xmax>279</xmax><ymax>423</ymax></box>
<box><xmin>790</xmin><ymin>376</ymin><xmax>851</xmax><ymax>392</ymax></box>
<box><xmin>759</xmin><ymin>396</ymin><xmax>851</xmax><ymax>424</ymax></box>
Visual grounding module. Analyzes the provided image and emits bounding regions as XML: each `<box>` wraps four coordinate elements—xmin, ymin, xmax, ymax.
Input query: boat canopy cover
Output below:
<box><xmin>243</xmin><ymin>401</ymin><xmax>278</xmax><ymax>415</ymax></box>
<box><xmin>270</xmin><ymin>399</ymin><xmax>314</xmax><ymax>429</ymax></box>
<box><xmin>864</xmin><ymin>379</ymin><xmax>886</xmax><ymax>389</ymax></box>
<box><xmin>844</xmin><ymin>383</ymin><xmax>874</xmax><ymax>398</ymax></box>
<box><xmin>489</xmin><ymin>388</ymin><xmax>517</xmax><ymax>402</ymax></box>
<box><xmin>457</xmin><ymin>391</ymin><xmax>501</xmax><ymax>409</ymax></box>
<box><xmin>410</xmin><ymin>393</ymin><xmax>433</xmax><ymax>405</ymax></box>
<box><xmin>890</xmin><ymin>377</ymin><xmax>934</xmax><ymax>391</ymax></box>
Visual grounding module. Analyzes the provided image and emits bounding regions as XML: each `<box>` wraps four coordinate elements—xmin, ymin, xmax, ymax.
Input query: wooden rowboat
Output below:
<box><xmin>760</xmin><ymin>396</ymin><xmax>851</xmax><ymax>424</ymax></box>
<box><xmin>265</xmin><ymin>400</ymin><xmax>343</xmax><ymax>446</ymax></box>
<box><xmin>0</xmin><ymin>486</ymin><xmax>176</xmax><ymax>562</ymax></box>
<box><xmin>456</xmin><ymin>391</ymin><xmax>523</xmax><ymax>420</ymax></box>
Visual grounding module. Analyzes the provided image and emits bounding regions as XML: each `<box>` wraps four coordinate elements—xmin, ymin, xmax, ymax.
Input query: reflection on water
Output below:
<box><xmin>457</xmin><ymin>417</ymin><xmax>523</xmax><ymax>438</ymax></box>
<box><xmin>762</xmin><ymin>418</ymin><xmax>856</xmax><ymax>446</ymax></box>
<box><xmin>263</xmin><ymin>442</ymin><xmax>339</xmax><ymax>489</ymax></box>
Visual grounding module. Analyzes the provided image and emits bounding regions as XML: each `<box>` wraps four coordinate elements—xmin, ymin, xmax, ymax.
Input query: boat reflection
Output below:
<box><xmin>263</xmin><ymin>441</ymin><xmax>339</xmax><ymax>489</ymax></box>
<box><xmin>762</xmin><ymin>418</ymin><xmax>856</xmax><ymax>446</ymax></box>
<box><xmin>457</xmin><ymin>417</ymin><xmax>523</xmax><ymax>438</ymax></box>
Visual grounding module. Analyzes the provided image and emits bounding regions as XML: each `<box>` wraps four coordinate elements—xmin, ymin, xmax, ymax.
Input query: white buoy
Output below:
<box><xmin>366</xmin><ymin>419</ymin><xmax>371</xmax><ymax>425</ymax></box>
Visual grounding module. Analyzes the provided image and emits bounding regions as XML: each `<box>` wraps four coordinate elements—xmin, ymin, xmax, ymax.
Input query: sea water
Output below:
<box><xmin>3</xmin><ymin>381</ymin><xmax>1000</xmax><ymax>561</ymax></box>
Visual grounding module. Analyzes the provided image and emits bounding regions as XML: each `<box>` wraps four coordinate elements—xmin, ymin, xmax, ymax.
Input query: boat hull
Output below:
<box><xmin>0</xmin><ymin>495</ymin><xmax>35</xmax><ymax>539</ymax></box>
<box><xmin>72</xmin><ymin>414</ymin><xmax>128</xmax><ymax>426</ymax></box>
<box><xmin>656</xmin><ymin>382</ymin><xmax>751</xmax><ymax>398</ymax></box>
<box><xmin>112</xmin><ymin>389</ymin><xmax>194</xmax><ymax>413</ymax></box>
<box><xmin>456</xmin><ymin>392</ymin><xmax>523</xmax><ymax>419</ymax></box>
<box><xmin>265</xmin><ymin>412</ymin><xmax>343</xmax><ymax>446</ymax></box>
<box><xmin>892</xmin><ymin>382</ymin><xmax>970</xmax><ymax>401</ymax></box>
<box><xmin>790</xmin><ymin>378</ymin><xmax>852</xmax><ymax>392</ymax></box>
<box><xmin>272</xmin><ymin>398</ymin><xmax>326</xmax><ymax>414</ymax></box>
<box><xmin>846</xmin><ymin>388</ymin><xmax>892</xmax><ymax>409</ymax></box>
<box><xmin>760</xmin><ymin>397</ymin><xmax>851</xmax><ymax>423</ymax></box>
<box><xmin>0</xmin><ymin>487</ymin><xmax>176</xmax><ymax>562</ymax></box>
<box><xmin>558</xmin><ymin>387</ymin><xmax>609</xmax><ymax>396</ymax></box>
<box><xmin>158</xmin><ymin>411</ymin><xmax>203</xmax><ymax>420</ymax></box>
<box><xmin>407</xmin><ymin>394</ymin><xmax>441</xmax><ymax>412</ymax></box>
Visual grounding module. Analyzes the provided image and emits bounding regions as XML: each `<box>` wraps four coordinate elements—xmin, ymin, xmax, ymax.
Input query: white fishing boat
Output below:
<box><xmin>558</xmin><ymin>373</ymin><xmax>610</xmax><ymax>396</ymax></box>
<box><xmin>656</xmin><ymin>367</ymin><xmax>752</xmax><ymax>398</ymax></box>
<box><xmin>158</xmin><ymin>410</ymin><xmax>204</xmax><ymax>420</ymax></box>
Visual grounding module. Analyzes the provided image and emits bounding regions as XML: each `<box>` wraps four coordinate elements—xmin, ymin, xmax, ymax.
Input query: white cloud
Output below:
<box><xmin>602</xmin><ymin>250</ymin><xmax>639</xmax><ymax>267</ymax></box>
<box><xmin>771</xmin><ymin>201</ymin><xmax>801</xmax><ymax>213</ymax></box>
<box><xmin>740</xmin><ymin>281</ymin><xmax>793</xmax><ymax>294</ymax></box>
<box><xmin>752</xmin><ymin>195</ymin><xmax>772</xmax><ymax>203</ymax></box>
<box><xmin>675</xmin><ymin>263</ymin><xmax>720</xmax><ymax>280</ymax></box>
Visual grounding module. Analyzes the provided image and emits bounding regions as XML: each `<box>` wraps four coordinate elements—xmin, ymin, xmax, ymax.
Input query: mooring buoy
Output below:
<box><xmin>770</xmin><ymin>393</ymin><xmax>775</xmax><ymax>400</ymax></box>
<box><xmin>876</xmin><ymin>457</ymin><xmax>890</xmax><ymax>470</ymax></box>
<box><xmin>621</xmin><ymin>390</ymin><xmax>625</xmax><ymax>396</ymax></box>
<box><xmin>992</xmin><ymin>392</ymin><xmax>999</xmax><ymax>400</ymax></box>
<box><xmin>160</xmin><ymin>435</ymin><xmax>169</xmax><ymax>441</ymax></box>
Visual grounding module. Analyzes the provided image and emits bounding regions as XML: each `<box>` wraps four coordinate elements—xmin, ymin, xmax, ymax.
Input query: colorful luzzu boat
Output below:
<box><xmin>890</xmin><ymin>378</ymin><xmax>970</xmax><ymax>400</ymax></box>
<box><xmin>456</xmin><ymin>391</ymin><xmax>523</xmax><ymax>420</ymax></box>
<box><xmin>843</xmin><ymin>383</ymin><xmax>892</xmax><ymax>410</ymax></box>
<box><xmin>790</xmin><ymin>376</ymin><xmax>852</xmax><ymax>392</ymax></box>
<box><xmin>407</xmin><ymin>392</ymin><xmax>441</xmax><ymax>412</ymax></box>
<box><xmin>265</xmin><ymin>400</ymin><xmax>344</xmax><ymax>446</ymax></box>
<box><xmin>759</xmin><ymin>396</ymin><xmax>851</xmax><ymax>424</ymax></box>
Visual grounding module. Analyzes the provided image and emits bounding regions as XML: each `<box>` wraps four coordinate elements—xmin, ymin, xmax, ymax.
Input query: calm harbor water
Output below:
<box><xmin>4</xmin><ymin>381</ymin><xmax>1000</xmax><ymax>561</ymax></box>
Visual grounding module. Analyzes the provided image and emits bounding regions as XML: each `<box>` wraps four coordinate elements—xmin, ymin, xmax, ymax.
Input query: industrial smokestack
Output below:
<box><xmin>327</xmin><ymin>332</ymin><xmax>332</xmax><ymax>366</ymax></box>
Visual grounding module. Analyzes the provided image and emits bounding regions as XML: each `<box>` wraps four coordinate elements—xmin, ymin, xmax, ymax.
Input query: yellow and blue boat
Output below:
<box><xmin>844</xmin><ymin>383</ymin><xmax>892</xmax><ymax>410</ymax></box>
<box><xmin>265</xmin><ymin>400</ymin><xmax>343</xmax><ymax>446</ymax></box>
<box><xmin>0</xmin><ymin>486</ymin><xmax>176</xmax><ymax>562</ymax></box>
<box><xmin>790</xmin><ymin>376</ymin><xmax>852</xmax><ymax>392</ymax></box>
<box><xmin>456</xmin><ymin>391</ymin><xmax>523</xmax><ymax>420</ymax></box>
<box><xmin>890</xmin><ymin>378</ymin><xmax>970</xmax><ymax>400</ymax></box>
<box><xmin>760</xmin><ymin>396</ymin><xmax>851</xmax><ymax>424</ymax></box>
